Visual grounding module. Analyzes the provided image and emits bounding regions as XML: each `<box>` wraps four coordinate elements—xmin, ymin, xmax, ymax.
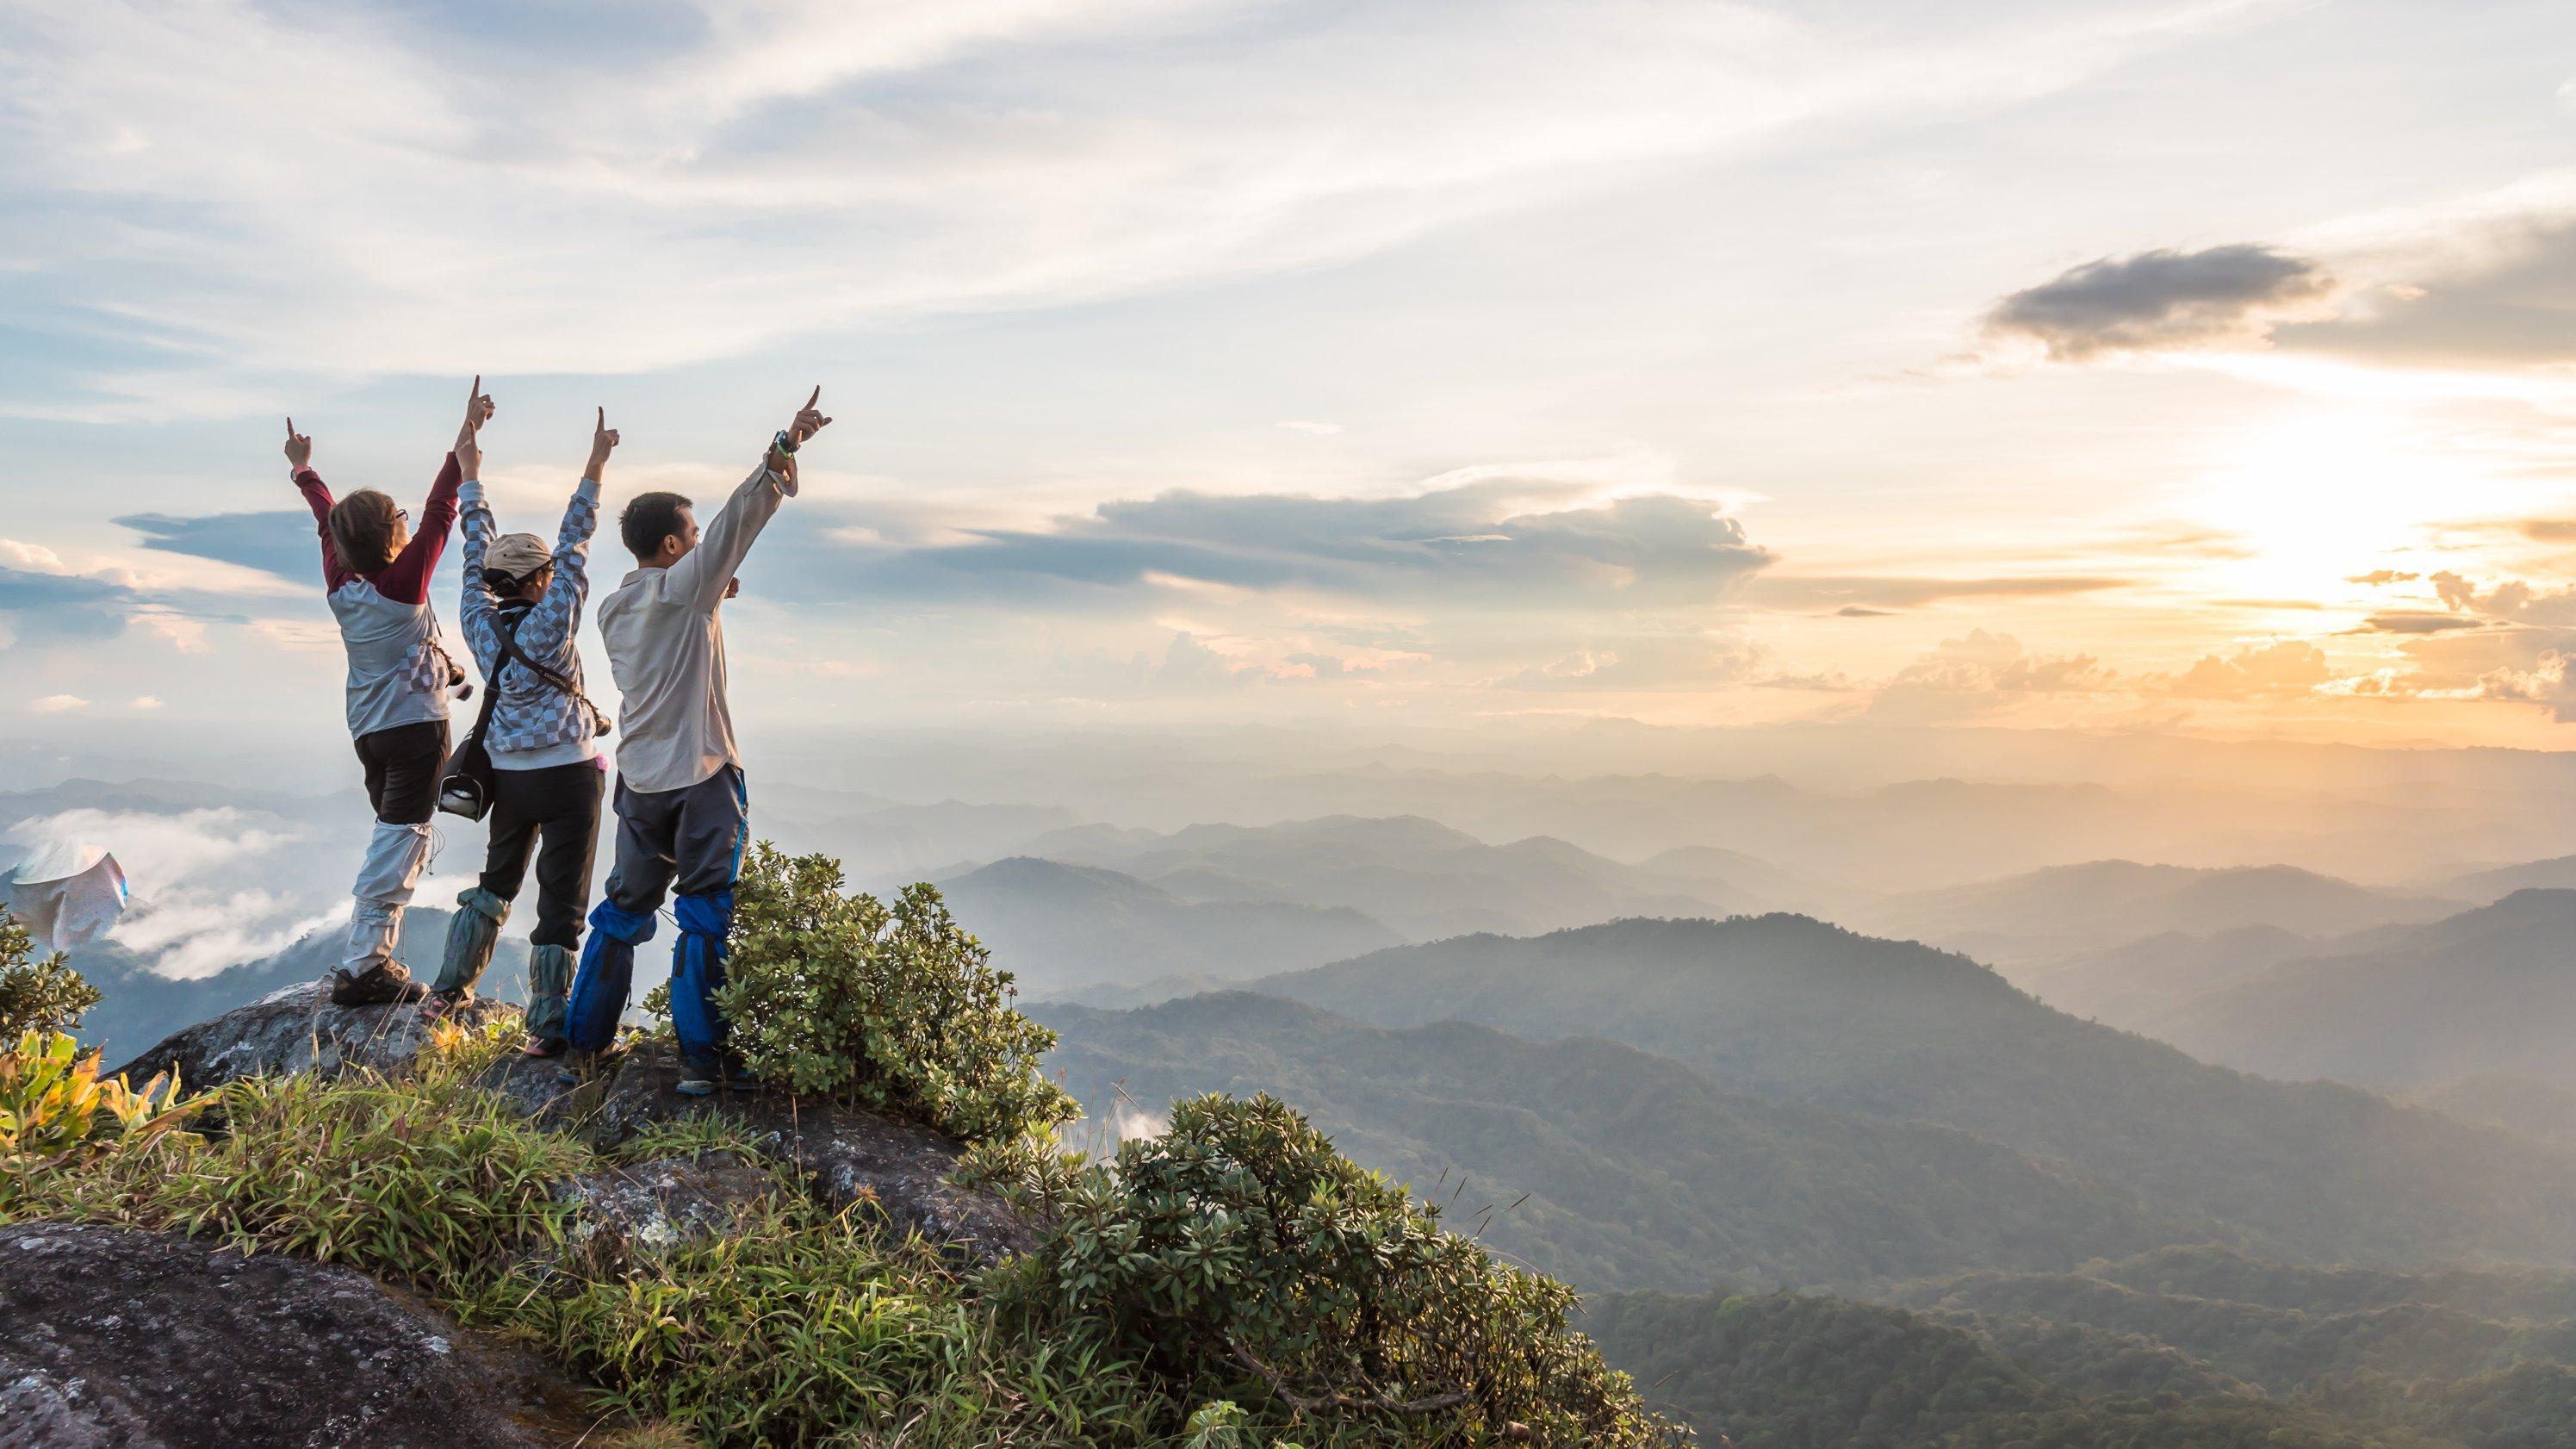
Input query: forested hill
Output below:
<box><xmin>1252</xmin><ymin>914</ymin><xmax>2576</xmax><ymax>1270</ymax></box>
<box><xmin>1581</xmin><ymin>1291</ymin><xmax>2455</xmax><ymax>1449</ymax></box>
<box><xmin>1034</xmin><ymin>991</ymin><xmax>2174</xmax><ymax>1290</ymax></box>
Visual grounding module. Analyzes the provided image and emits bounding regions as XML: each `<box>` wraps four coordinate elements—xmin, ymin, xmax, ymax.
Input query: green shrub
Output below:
<box><xmin>0</xmin><ymin>909</ymin><xmax>101</xmax><ymax>1038</ymax></box>
<box><xmin>711</xmin><ymin>843</ymin><xmax>1076</xmax><ymax>1146</ymax></box>
<box><xmin>994</xmin><ymin>1091</ymin><xmax>1685</xmax><ymax>1448</ymax></box>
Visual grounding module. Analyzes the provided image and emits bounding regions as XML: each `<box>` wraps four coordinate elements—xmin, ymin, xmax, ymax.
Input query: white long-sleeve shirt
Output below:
<box><xmin>596</xmin><ymin>459</ymin><xmax>795</xmax><ymax>794</ymax></box>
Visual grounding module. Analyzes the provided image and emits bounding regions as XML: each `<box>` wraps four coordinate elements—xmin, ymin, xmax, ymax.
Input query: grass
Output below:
<box><xmin>0</xmin><ymin>1029</ymin><xmax>1226</xmax><ymax>1448</ymax></box>
<box><xmin>3</xmin><ymin>1024</ymin><xmax>1664</xmax><ymax>1448</ymax></box>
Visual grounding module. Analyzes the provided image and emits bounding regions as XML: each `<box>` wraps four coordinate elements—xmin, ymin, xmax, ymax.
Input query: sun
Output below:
<box><xmin>2190</xmin><ymin>413</ymin><xmax>2468</xmax><ymax>600</ymax></box>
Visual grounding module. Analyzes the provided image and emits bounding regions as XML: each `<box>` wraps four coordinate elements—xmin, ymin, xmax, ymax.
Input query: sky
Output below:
<box><xmin>6</xmin><ymin>0</ymin><xmax>2576</xmax><ymax>774</ymax></box>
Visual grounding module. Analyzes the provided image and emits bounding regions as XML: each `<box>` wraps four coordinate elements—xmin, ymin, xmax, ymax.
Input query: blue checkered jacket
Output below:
<box><xmin>458</xmin><ymin>477</ymin><xmax>603</xmax><ymax>756</ymax></box>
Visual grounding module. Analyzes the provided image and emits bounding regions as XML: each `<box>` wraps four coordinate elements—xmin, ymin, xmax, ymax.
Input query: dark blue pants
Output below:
<box><xmin>563</xmin><ymin>764</ymin><xmax>747</xmax><ymax>1064</ymax></box>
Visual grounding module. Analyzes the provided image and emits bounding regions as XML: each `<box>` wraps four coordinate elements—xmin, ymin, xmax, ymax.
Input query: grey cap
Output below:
<box><xmin>484</xmin><ymin>532</ymin><xmax>551</xmax><ymax>581</ymax></box>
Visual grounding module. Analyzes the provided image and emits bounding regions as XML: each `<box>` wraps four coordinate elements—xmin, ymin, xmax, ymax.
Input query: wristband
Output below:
<box><xmin>772</xmin><ymin>429</ymin><xmax>798</xmax><ymax>457</ymax></box>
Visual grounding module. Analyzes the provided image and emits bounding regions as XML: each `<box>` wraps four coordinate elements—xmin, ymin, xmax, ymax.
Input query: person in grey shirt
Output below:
<box><xmin>562</xmin><ymin>389</ymin><xmax>832</xmax><ymax>1096</ymax></box>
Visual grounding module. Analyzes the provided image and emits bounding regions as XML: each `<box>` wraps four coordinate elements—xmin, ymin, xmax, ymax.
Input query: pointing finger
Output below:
<box><xmin>804</xmin><ymin>385</ymin><xmax>820</xmax><ymax>410</ymax></box>
<box><xmin>285</xmin><ymin>416</ymin><xmax>295</xmax><ymax>438</ymax></box>
<box><xmin>470</xmin><ymin>374</ymin><xmax>481</xmax><ymax>400</ymax></box>
<box><xmin>596</xmin><ymin>405</ymin><xmax>605</xmax><ymax>428</ymax></box>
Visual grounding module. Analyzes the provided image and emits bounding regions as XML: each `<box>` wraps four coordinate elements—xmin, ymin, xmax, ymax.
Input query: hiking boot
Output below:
<box><xmin>519</xmin><ymin>1033</ymin><xmax>568</xmax><ymax>1060</ymax></box>
<box><xmin>418</xmin><ymin>988</ymin><xmax>473</xmax><ymax>1023</ymax></box>
<box><xmin>330</xmin><ymin>961</ymin><xmax>427</xmax><ymax>1008</ymax></box>
<box><xmin>675</xmin><ymin>1058</ymin><xmax>761</xmax><ymax>1097</ymax></box>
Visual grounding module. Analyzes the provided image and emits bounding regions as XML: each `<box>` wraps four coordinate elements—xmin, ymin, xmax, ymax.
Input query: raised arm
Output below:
<box><xmin>375</xmin><ymin>378</ymin><xmax>487</xmax><ymax>605</ymax></box>
<box><xmin>666</xmin><ymin>387</ymin><xmax>831</xmax><ymax>613</ymax></box>
<box><xmin>517</xmin><ymin>410</ymin><xmax>615</xmax><ymax>657</ymax></box>
<box><xmin>284</xmin><ymin>418</ymin><xmax>352</xmax><ymax>591</ymax></box>
<box><xmin>456</xmin><ymin>418</ymin><xmax>500</xmax><ymax>668</ymax></box>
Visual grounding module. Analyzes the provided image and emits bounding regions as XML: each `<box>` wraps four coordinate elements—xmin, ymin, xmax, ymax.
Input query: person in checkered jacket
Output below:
<box><xmin>422</xmin><ymin>407</ymin><xmax>619</xmax><ymax>1057</ymax></box>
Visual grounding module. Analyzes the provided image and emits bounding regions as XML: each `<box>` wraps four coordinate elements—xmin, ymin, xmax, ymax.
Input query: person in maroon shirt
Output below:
<box><xmin>286</xmin><ymin>380</ymin><xmax>486</xmax><ymax>1006</ymax></box>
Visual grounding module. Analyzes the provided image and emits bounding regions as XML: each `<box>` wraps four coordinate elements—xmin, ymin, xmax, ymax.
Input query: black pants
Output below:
<box><xmin>353</xmin><ymin>720</ymin><xmax>450</xmax><ymax>825</ymax></box>
<box><xmin>481</xmin><ymin>762</ymin><xmax>605</xmax><ymax>950</ymax></box>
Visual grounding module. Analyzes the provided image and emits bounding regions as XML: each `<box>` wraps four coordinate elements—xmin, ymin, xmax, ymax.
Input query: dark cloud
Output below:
<box><xmin>1754</xmin><ymin>574</ymin><xmax>2127</xmax><ymax>610</ymax></box>
<box><xmin>116</xmin><ymin>511</ymin><xmax>324</xmax><ymax>586</ymax></box>
<box><xmin>764</xmin><ymin>480</ymin><xmax>1768</xmax><ymax>610</ymax></box>
<box><xmin>1834</xmin><ymin>605</ymin><xmax>1893</xmax><ymax>618</ymax></box>
<box><xmin>0</xmin><ymin>566</ymin><xmax>133</xmax><ymax>646</ymax></box>
<box><xmin>1984</xmin><ymin>244</ymin><xmax>2334</xmax><ymax>361</ymax></box>
<box><xmin>2275</xmin><ymin>215</ymin><xmax>2576</xmax><ymax>369</ymax></box>
<box><xmin>2357</xmin><ymin>612</ymin><xmax>2484</xmax><ymax>635</ymax></box>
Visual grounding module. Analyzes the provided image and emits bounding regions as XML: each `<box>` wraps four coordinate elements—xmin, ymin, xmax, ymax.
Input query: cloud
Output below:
<box><xmin>0</xmin><ymin>0</ymin><xmax>2280</xmax><ymax>402</ymax></box>
<box><xmin>2357</xmin><ymin>611</ymin><xmax>2485</xmax><ymax>635</ymax></box>
<box><xmin>1752</xmin><ymin>574</ymin><xmax>2126</xmax><ymax>610</ymax></box>
<box><xmin>4</xmin><ymin>805</ymin><xmax>332</xmax><ymax>979</ymax></box>
<box><xmin>107</xmin><ymin>889</ymin><xmax>348</xmax><ymax>982</ymax></box>
<box><xmin>1983</xmin><ymin>243</ymin><xmax>2337</xmax><ymax>361</ymax></box>
<box><xmin>2346</xmin><ymin>569</ymin><xmax>2418</xmax><ymax>585</ymax></box>
<box><xmin>1993</xmin><ymin>183</ymin><xmax>2576</xmax><ymax>376</ymax></box>
<box><xmin>2277</xmin><ymin>208</ymin><xmax>2576</xmax><ymax>370</ymax></box>
<box><xmin>1863</xmin><ymin>629</ymin><xmax>2114</xmax><ymax>723</ymax></box>
<box><xmin>2168</xmin><ymin>639</ymin><xmax>2330</xmax><ymax>698</ymax></box>
<box><xmin>1495</xmin><ymin>634</ymin><xmax>1763</xmax><ymax>693</ymax></box>
<box><xmin>26</xmin><ymin>694</ymin><xmax>89</xmax><ymax>713</ymax></box>
<box><xmin>116</xmin><ymin>511</ymin><xmax>323</xmax><ymax>586</ymax></box>
<box><xmin>0</xmin><ymin>563</ymin><xmax>134</xmax><ymax>649</ymax></box>
<box><xmin>779</xmin><ymin>479</ymin><xmax>1770</xmax><ymax>610</ymax></box>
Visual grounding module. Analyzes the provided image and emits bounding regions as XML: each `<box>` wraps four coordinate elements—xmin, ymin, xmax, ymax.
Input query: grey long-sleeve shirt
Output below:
<box><xmin>595</xmin><ymin>457</ymin><xmax>795</xmax><ymax>795</ymax></box>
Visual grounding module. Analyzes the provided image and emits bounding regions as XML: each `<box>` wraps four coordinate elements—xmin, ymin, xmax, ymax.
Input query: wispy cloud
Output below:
<box><xmin>0</xmin><ymin>0</ymin><xmax>2285</xmax><ymax>407</ymax></box>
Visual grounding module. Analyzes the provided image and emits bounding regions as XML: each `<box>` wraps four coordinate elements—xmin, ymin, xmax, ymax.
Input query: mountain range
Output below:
<box><xmin>1248</xmin><ymin>914</ymin><xmax>2576</xmax><ymax>1268</ymax></box>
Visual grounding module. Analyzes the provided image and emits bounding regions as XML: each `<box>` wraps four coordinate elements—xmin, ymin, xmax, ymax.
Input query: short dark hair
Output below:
<box><xmin>620</xmin><ymin>492</ymin><xmax>693</xmax><ymax>560</ymax></box>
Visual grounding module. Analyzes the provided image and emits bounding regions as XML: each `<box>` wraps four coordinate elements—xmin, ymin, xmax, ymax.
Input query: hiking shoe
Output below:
<box><xmin>519</xmin><ymin>1034</ymin><xmax>568</xmax><ymax>1060</ymax></box>
<box><xmin>675</xmin><ymin>1060</ymin><xmax>761</xmax><ymax>1097</ymax></box>
<box><xmin>330</xmin><ymin>961</ymin><xmax>428</xmax><ymax>1008</ymax></box>
<box><xmin>418</xmin><ymin>989</ymin><xmax>472</xmax><ymax>1022</ymax></box>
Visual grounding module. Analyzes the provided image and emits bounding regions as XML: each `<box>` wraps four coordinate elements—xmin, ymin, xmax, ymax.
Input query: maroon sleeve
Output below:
<box><xmin>370</xmin><ymin>452</ymin><xmax>462</xmax><ymax>605</ymax></box>
<box><xmin>294</xmin><ymin>468</ymin><xmax>352</xmax><ymax>592</ymax></box>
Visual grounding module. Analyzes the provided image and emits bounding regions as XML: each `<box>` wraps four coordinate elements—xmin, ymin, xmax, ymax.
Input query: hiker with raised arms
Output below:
<box><xmin>286</xmin><ymin>379</ymin><xmax>485</xmax><ymax>1006</ymax></box>
<box><xmin>421</xmin><ymin>406</ymin><xmax>621</xmax><ymax>1054</ymax></box>
<box><xmin>562</xmin><ymin>387</ymin><xmax>833</xmax><ymax>1096</ymax></box>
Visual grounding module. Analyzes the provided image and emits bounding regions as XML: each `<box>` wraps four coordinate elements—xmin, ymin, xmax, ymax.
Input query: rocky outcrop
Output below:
<box><xmin>104</xmin><ymin>979</ymin><xmax>517</xmax><ymax>1092</ymax></box>
<box><xmin>591</xmin><ymin>1043</ymin><xmax>1040</xmax><ymax>1266</ymax></box>
<box><xmin>102</xmin><ymin>991</ymin><xmax>1040</xmax><ymax>1266</ymax></box>
<box><xmin>0</xmin><ymin>1222</ymin><xmax>590</xmax><ymax>1449</ymax></box>
<box><xmin>557</xmin><ymin>1152</ymin><xmax>780</xmax><ymax>1254</ymax></box>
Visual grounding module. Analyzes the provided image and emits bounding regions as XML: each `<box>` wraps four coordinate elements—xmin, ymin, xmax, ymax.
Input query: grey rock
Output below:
<box><xmin>590</xmin><ymin>1042</ymin><xmax>1040</xmax><ymax>1265</ymax></box>
<box><xmin>0</xmin><ymin>1222</ymin><xmax>588</xmax><ymax>1449</ymax></box>
<box><xmin>105</xmin><ymin>979</ymin><xmax>516</xmax><ymax>1091</ymax></box>
<box><xmin>558</xmin><ymin>1153</ymin><xmax>780</xmax><ymax>1253</ymax></box>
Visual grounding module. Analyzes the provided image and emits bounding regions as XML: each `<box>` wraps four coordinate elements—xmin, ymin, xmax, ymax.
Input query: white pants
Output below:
<box><xmin>343</xmin><ymin>819</ymin><xmax>432</xmax><ymax>971</ymax></box>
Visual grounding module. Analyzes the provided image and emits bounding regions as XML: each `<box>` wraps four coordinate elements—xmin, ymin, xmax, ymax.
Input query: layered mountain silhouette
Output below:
<box><xmin>2129</xmin><ymin>889</ymin><xmax>2576</xmax><ymax>1091</ymax></box>
<box><xmin>1035</xmin><ymin>991</ymin><xmax>2172</xmax><ymax>1291</ymax></box>
<box><xmin>1251</xmin><ymin>915</ymin><xmax>2576</xmax><ymax>1268</ymax></box>
<box><xmin>933</xmin><ymin>856</ymin><xmax>1400</xmax><ymax>994</ymax></box>
<box><xmin>1014</xmin><ymin>814</ymin><xmax>1737</xmax><ymax>940</ymax></box>
<box><xmin>1864</xmin><ymin>860</ymin><xmax>2457</xmax><ymax>964</ymax></box>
